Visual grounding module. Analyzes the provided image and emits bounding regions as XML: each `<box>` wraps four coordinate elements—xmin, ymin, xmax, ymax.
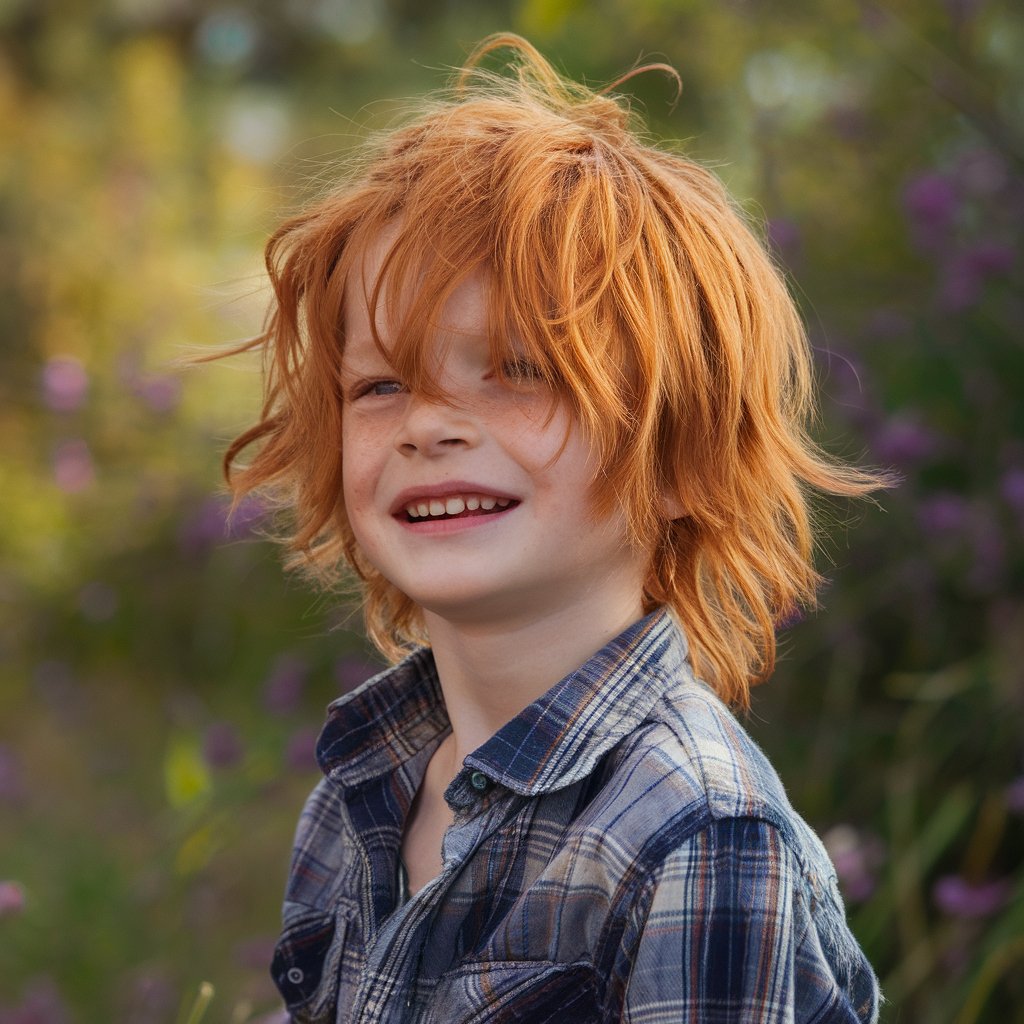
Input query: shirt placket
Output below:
<box><xmin>347</xmin><ymin>768</ymin><xmax>506</xmax><ymax>1024</ymax></box>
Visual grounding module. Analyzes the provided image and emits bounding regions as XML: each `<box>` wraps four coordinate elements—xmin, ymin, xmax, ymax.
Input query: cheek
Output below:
<box><xmin>540</xmin><ymin>430</ymin><xmax>603</xmax><ymax>499</ymax></box>
<box><xmin>505</xmin><ymin>402</ymin><xmax>582</xmax><ymax>470</ymax></box>
<box><xmin>340</xmin><ymin>427</ymin><xmax>378</xmax><ymax>518</ymax></box>
<box><xmin>340</xmin><ymin>462</ymin><xmax>380</xmax><ymax>561</ymax></box>
<box><xmin>339</xmin><ymin>435</ymin><xmax>357</xmax><ymax>503</ymax></box>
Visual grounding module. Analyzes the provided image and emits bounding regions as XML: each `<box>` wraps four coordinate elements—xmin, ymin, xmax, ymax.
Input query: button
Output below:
<box><xmin>286</xmin><ymin>967</ymin><xmax>305</xmax><ymax>984</ymax></box>
<box><xmin>469</xmin><ymin>770</ymin><xmax>490</xmax><ymax>792</ymax></box>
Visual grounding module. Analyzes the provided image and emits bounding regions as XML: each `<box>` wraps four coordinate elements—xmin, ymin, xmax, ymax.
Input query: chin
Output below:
<box><xmin>411</xmin><ymin>583</ymin><xmax>546</xmax><ymax>628</ymax></box>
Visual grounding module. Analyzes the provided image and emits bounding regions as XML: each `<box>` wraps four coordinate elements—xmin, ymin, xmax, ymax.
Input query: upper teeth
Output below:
<box><xmin>406</xmin><ymin>494</ymin><xmax>512</xmax><ymax>518</ymax></box>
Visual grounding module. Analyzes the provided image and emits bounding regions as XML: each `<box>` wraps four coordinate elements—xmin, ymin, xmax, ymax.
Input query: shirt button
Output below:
<box><xmin>469</xmin><ymin>770</ymin><xmax>490</xmax><ymax>792</ymax></box>
<box><xmin>286</xmin><ymin>967</ymin><xmax>304</xmax><ymax>984</ymax></box>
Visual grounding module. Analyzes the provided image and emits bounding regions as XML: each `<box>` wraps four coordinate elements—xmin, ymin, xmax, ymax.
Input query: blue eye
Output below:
<box><xmin>353</xmin><ymin>379</ymin><xmax>404</xmax><ymax>399</ymax></box>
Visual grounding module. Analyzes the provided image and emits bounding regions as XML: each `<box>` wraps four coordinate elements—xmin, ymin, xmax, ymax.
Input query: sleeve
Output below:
<box><xmin>622</xmin><ymin>817</ymin><xmax>879</xmax><ymax>1024</ymax></box>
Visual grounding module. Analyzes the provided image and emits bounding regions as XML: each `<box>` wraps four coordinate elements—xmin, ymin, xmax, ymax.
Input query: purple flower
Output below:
<box><xmin>966</xmin><ymin>241</ymin><xmax>1015</xmax><ymax>276</ymax></box>
<box><xmin>134</xmin><ymin>374</ymin><xmax>182</xmax><ymax>414</ymax></box>
<box><xmin>0</xmin><ymin>977</ymin><xmax>72</xmax><ymax>1024</ymax></box>
<box><xmin>917</xmin><ymin>493</ymin><xmax>968</xmax><ymax>537</ymax></box>
<box><xmin>285</xmin><ymin>726</ymin><xmax>320</xmax><ymax>773</ymax></box>
<box><xmin>864</xmin><ymin>308</ymin><xmax>911</xmax><ymax>340</ymax></box>
<box><xmin>0</xmin><ymin>880</ymin><xmax>25</xmax><ymax>917</ymax></box>
<box><xmin>178</xmin><ymin>497</ymin><xmax>229</xmax><ymax>554</ymax></box>
<box><xmin>940</xmin><ymin>243</ymin><xmax>1015</xmax><ymax>310</ymax></box>
<box><xmin>767</xmin><ymin>218</ymin><xmax>801</xmax><ymax>260</ymax></box>
<box><xmin>335</xmin><ymin>654</ymin><xmax>382</xmax><ymax>693</ymax></box>
<box><xmin>52</xmin><ymin>438</ymin><xmax>95</xmax><ymax>493</ymax></box>
<box><xmin>263</xmin><ymin>654</ymin><xmax>309</xmax><ymax>716</ymax></box>
<box><xmin>1005</xmin><ymin>776</ymin><xmax>1024</xmax><ymax>814</ymax></box>
<box><xmin>41</xmin><ymin>356</ymin><xmax>88</xmax><ymax>413</ymax></box>
<box><xmin>933</xmin><ymin>875</ymin><xmax>1011</xmax><ymax>918</ymax></box>
<box><xmin>226</xmin><ymin>493</ymin><xmax>268</xmax><ymax>538</ymax></box>
<box><xmin>202</xmin><ymin>721</ymin><xmax>244</xmax><ymax>769</ymax></box>
<box><xmin>817</xmin><ymin>348</ymin><xmax>875</xmax><ymax>427</ymax></box>
<box><xmin>178</xmin><ymin>494</ymin><xmax>267</xmax><ymax>555</ymax></box>
<box><xmin>903</xmin><ymin>173</ymin><xmax>957</xmax><ymax>235</ymax></box>
<box><xmin>0</xmin><ymin>744</ymin><xmax>25</xmax><ymax>803</ymax></box>
<box><xmin>1000</xmin><ymin>468</ymin><xmax>1024</xmax><ymax>513</ymax></box>
<box><xmin>966</xmin><ymin>506</ymin><xmax>1006</xmax><ymax>593</ymax></box>
<box><xmin>823</xmin><ymin>825</ymin><xmax>885</xmax><ymax>903</ymax></box>
<box><xmin>871</xmin><ymin>413</ymin><xmax>941</xmax><ymax>466</ymax></box>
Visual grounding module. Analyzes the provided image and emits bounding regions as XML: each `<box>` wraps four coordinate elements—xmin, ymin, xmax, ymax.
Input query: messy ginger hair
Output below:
<box><xmin>222</xmin><ymin>34</ymin><xmax>884</xmax><ymax>709</ymax></box>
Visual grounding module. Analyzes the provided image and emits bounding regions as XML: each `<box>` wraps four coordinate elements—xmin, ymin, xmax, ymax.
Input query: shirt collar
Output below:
<box><xmin>316</xmin><ymin>609</ymin><xmax>689</xmax><ymax>798</ymax></box>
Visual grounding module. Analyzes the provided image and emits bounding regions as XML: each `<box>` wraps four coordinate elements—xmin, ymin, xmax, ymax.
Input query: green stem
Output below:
<box><xmin>181</xmin><ymin>982</ymin><xmax>216</xmax><ymax>1024</ymax></box>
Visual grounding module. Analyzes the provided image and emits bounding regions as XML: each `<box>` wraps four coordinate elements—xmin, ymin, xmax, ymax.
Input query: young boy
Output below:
<box><xmin>224</xmin><ymin>34</ymin><xmax>882</xmax><ymax>1023</ymax></box>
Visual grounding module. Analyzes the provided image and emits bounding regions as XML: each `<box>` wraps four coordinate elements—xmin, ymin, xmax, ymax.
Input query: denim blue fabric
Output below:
<box><xmin>272</xmin><ymin>610</ymin><xmax>880</xmax><ymax>1023</ymax></box>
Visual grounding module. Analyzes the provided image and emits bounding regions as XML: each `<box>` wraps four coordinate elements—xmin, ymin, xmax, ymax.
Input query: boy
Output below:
<box><xmin>223</xmin><ymin>34</ymin><xmax>883</xmax><ymax>1023</ymax></box>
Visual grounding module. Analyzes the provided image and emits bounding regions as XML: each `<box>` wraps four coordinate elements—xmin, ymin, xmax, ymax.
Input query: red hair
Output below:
<box><xmin>221</xmin><ymin>34</ymin><xmax>886</xmax><ymax>708</ymax></box>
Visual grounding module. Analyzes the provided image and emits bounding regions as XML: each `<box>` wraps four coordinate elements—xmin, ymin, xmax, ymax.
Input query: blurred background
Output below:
<box><xmin>1</xmin><ymin>0</ymin><xmax>1022</xmax><ymax>1021</ymax></box>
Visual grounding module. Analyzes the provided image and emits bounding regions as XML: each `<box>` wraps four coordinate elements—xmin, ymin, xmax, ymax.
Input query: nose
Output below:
<box><xmin>394</xmin><ymin>394</ymin><xmax>481</xmax><ymax>457</ymax></box>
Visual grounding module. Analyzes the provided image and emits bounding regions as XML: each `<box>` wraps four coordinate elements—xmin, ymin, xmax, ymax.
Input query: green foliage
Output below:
<box><xmin>1</xmin><ymin>1</ymin><xmax>1022</xmax><ymax>1020</ymax></box>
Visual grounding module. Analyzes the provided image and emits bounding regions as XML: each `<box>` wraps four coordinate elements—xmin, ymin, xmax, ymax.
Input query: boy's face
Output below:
<box><xmin>340</xmin><ymin>233</ymin><xmax>648</xmax><ymax>634</ymax></box>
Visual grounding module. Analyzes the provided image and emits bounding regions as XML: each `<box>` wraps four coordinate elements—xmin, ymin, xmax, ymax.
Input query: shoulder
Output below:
<box><xmin>586</xmin><ymin>665</ymin><xmax>844</xmax><ymax>906</ymax></box>
<box><xmin>627</xmin><ymin>816</ymin><xmax>880</xmax><ymax>1023</ymax></box>
<box><xmin>608</xmin><ymin>669</ymin><xmax>799</xmax><ymax>840</ymax></box>
<box><xmin>599</xmin><ymin>671</ymin><xmax>881</xmax><ymax>1022</ymax></box>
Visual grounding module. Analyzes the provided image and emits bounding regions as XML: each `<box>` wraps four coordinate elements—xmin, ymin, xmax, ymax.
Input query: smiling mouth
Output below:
<box><xmin>401</xmin><ymin>494</ymin><xmax>519</xmax><ymax>523</ymax></box>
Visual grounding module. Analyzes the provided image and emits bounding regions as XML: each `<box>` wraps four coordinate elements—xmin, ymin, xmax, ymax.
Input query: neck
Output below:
<box><xmin>423</xmin><ymin>590</ymin><xmax>645</xmax><ymax>765</ymax></box>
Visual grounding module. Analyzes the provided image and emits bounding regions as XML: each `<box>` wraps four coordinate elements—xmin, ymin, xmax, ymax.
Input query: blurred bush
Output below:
<box><xmin>0</xmin><ymin>0</ymin><xmax>1021</xmax><ymax>1021</ymax></box>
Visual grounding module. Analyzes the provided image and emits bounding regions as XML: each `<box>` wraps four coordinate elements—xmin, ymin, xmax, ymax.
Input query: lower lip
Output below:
<box><xmin>394</xmin><ymin>505</ymin><xmax>518</xmax><ymax>534</ymax></box>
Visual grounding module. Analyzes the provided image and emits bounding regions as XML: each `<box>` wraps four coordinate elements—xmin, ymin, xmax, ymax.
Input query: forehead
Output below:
<box><xmin>342</xmin><ymin>222</ymin><xmax>490</xmax><ymax>364</ymax></box>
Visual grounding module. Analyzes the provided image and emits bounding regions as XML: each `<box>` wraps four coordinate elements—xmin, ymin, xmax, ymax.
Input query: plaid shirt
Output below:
<box><xmin>272</xmin><ymin>610</ymin><xmax>880</xmax><ymax>1023</ymax></box>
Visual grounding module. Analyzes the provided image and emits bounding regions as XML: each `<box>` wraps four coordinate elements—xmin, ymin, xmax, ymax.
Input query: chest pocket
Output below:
<box><xmin>427</xmin><ymin>959</ymin><xmax>604</xmax><ymax>1024</ymax></box>
<box><xmin>271</xmin><ymin>899</ymin><xmax>358</xmax><ymax>1024</ymax></box>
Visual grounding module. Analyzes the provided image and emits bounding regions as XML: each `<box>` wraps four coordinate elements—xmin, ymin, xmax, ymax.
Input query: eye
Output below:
<box><xmin>500</xmin><ymin>357</ymin><xmax>545</xmax><ymax>383</ymax></box>
<box><xmin>352</xmin><ymin>378</ymin><xmax>405</xmax><ymax>399</ymax></box>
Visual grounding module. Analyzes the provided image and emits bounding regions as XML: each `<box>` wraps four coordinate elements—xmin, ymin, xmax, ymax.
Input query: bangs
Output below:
<box><xmin>339</xmin><ymin>216</ymin><xmax>568</xmax><ymax>407</ymax></box>
<box><xmin>336</xmin><ymin>139</ymin><xmax>635</xmax><ymax>427</ymax></box>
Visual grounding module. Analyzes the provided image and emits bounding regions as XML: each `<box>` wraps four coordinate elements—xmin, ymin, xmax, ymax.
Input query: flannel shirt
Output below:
<box><xmin>271</xmin><ymin>610</ymin><xmax>881</xmax><ymax>1023</ymax></box>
